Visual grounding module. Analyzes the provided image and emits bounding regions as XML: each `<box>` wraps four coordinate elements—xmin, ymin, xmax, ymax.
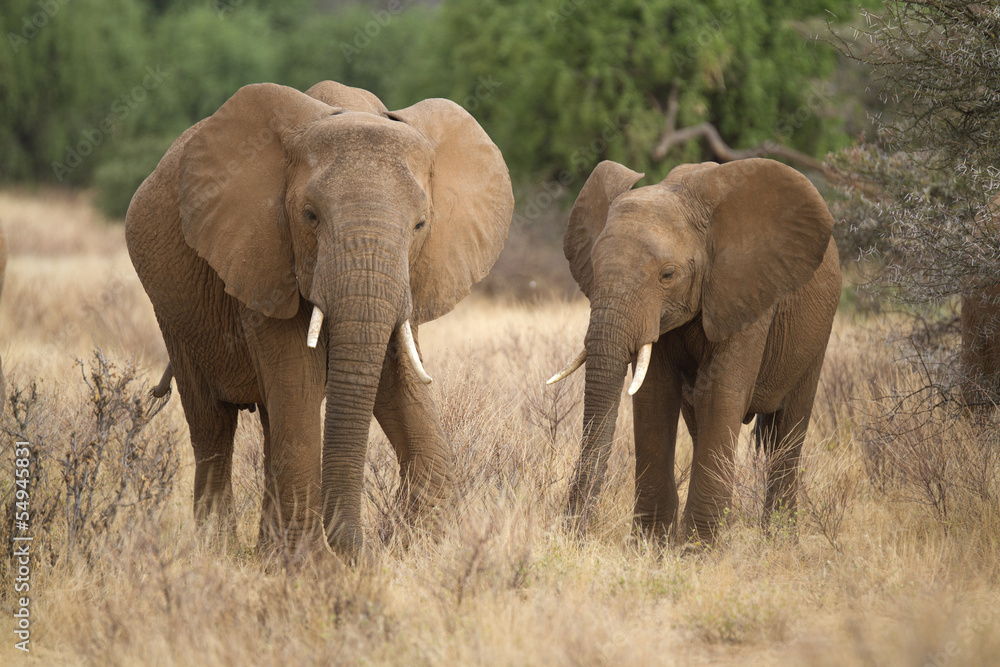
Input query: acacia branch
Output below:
<box><xmin>651</xmin><ymin>83</ymin><xmax>881</xmax><ymax>195</ymax></box>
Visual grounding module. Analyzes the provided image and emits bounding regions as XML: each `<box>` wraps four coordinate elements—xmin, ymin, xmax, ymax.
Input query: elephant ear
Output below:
<box><xmin>681</xmin><ymin>158</ymin><xmax>834</xmax><ymax>342</ymax></box>
<box><xmin>662</xmin><ymin>161</ymin><xmax>717</xmax><ymax>184</ymax></box>
<box><xmin>388</xmin><ymin>99</ymin><xmax>514</xmax><ymax>324</ymax></box>
<box><xmin>179</xmin><ymin>83</ymin><xmax>336</xmax><ymax>319</ymax></box>
<box><xmin>305</xmin><ymin>80</ymin><xmax>388</xmax><ymax>115</ymax></box>
<box><xmin>564</xmin><ymin>161</ymin><xmax>644</xmax><ymax>300</ymax></box>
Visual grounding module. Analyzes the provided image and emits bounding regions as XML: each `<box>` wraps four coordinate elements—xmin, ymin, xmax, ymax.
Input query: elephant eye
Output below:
<box><xmin>660</xmin><ymin>268</ymin><xmax>676</xmax><ymax>282</ymax></box>
<box><xmin>414</xmin><ymin>216</ymin><xmax>426</xmax><ymax>231</ymax></box>
<box><xmin>304</xmin><ymin>208</ymin><xmax>318</xmax><ymax>225</ymax></box>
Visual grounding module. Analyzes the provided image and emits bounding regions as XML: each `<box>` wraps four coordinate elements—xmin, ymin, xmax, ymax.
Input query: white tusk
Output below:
<box><xmin>546</xmin><ymin>349</ymin><xmax>587</xmax><ymax>385</ymax></box>
<box><xmin>399</xmin><ymin>320</ymin><xmax>432</xmax><ymax>384</ymax></box>
<box><xmin>628</xmin><ymin>343</ymin><xmax>652</xmax><ymax>396</ymax></box>
<box><xmin>306</xmin><ymin>306</ymin><xmax>324</xmax><ymax>348</ymax></box>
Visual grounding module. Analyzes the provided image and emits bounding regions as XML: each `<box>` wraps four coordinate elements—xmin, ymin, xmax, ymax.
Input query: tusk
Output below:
<box><xmin>399</xmin><ymin>320</ymin><xmax>432</xmax><ymax>384</ymax></box>
<box><xmin>628</xmin><ymin>343</ymin><xmax>652</xmax><ymax>396</ymax></box>
<box><xmin>546</xmin><ymin>349</ymin><xmax>587</xmax><ymax>385</ymax></box>
<box><xmin>306</xmin><ymin>306</ymin><xmax>324</xmax><ymax>348</ymax></box>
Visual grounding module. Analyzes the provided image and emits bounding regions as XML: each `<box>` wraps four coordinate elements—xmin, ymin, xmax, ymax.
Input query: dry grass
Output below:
<box><xmin>1</xmin><ymin>190</ymin><xmax>999</xmax><ymax>665</ymax></box>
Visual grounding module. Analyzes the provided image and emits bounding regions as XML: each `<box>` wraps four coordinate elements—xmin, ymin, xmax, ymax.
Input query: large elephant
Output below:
<box><xmin>548</xmin><ymin>159</ymin><xmax>840</xmax><ymax>544</ymax></box>
<box><xmin>126</xmin><ymin>81</ymin><xmax>513</xmax><ymax>561</ymax></box>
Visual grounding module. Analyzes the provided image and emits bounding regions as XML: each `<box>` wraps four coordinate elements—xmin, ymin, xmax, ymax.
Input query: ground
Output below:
<box><xmin>0</xmin><ymin>188</ymin><xmax>998</xmax><ymax>665</ymax></box>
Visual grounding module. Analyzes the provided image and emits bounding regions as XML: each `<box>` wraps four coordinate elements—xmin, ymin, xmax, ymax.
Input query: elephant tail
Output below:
<box><xmin>152</xmin><ymin>363</ymin><xmax>173</xmax><ymax>398</ymax></box>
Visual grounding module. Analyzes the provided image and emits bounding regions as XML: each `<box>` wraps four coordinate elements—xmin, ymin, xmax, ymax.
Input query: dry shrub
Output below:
<box><xmin>814</xmin><ymin>321</ymin><xmax>899</xmax><ymax>436</ymax></box>
<box><xmin>860</xmin><ymin>384</ymin><xmax>1000</xmax><ymax>530</ymax></box>
<box><xmin>0</xmin><ymin>349</ymin><xmax>177</xmax><ymax>583</ymax></box>
<box><xmin>797</xmin><ymin>442</ymin><xmax>859</xmax><ymax>553</ymax></box>
<box><xmin>853</xmin><ymin>324</ymin><xmax>1000</xmax><ymax>537</ymax></box>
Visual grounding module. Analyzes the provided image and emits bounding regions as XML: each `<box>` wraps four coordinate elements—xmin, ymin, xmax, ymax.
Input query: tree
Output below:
<box><xmin>830</xmin><ymin>1</ymin><xmax>1000</xmax><ymax>406</ymax></box>
<box><xmin>0</xmin><ymin>0</ymin><xmax>149</xmax><ymax>184</ymax></box>
<box><xmin>425</xmin><ymin>0</ymin><xmax>860</xmax><ymax>189</ymax></box>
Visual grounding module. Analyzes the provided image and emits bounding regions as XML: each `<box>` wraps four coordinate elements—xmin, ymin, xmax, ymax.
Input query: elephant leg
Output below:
<box><xmin>174</xmin><ymin>368</ymin><xmax>239</xmax><ymax>528</ymax></box>
<box><xmin>254</xmin><ymin>390</ymin><xmax>324</xmax><ymax>552</ymax></box>
<box><xmin>373</xmin><ymin>324</ymin><xmax>452</xmax><ymax>523</ymax></box>
<box><xmin>759</xmin><ymin>360</ymin><xmax>823</xmax><ymax>527</ymax></box>
<box><xmin>680</xmin><ymin>324</ymin><xmax>768</xmax><ymax>544</ymax></box>
<box><xmin>632</xmin><ymin>343</ymin><xmax>681</xmax><ymax>540</ymax></box>
<box><xmin>244</xmin><ymin>312</ymin><xmax>326</xmax><ymax>554</ymax></box>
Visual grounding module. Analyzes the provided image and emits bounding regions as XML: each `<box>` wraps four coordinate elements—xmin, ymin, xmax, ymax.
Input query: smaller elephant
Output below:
<box><xmin>549</xmin><ymin>158</ymin><xmax>840</xmax><ymax>544</ymax></box>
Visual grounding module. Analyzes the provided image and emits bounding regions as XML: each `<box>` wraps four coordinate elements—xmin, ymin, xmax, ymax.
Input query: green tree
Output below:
<box><xmin>0</xmin><ymin>0</ymin><xmax>149</xmax><ymax>184</ymax></box>
<box><xmin>830</xmin><ymin>1</ymin><xmax>1000</xmax><ymax>405</ymax></box>
<box><xmin>425</xmin><ymin>0</ymin><xmax>859</xmax><ymax>187</ymax></box>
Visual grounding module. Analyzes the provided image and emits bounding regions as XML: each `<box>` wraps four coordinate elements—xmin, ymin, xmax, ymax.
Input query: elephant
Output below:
<box><xmin>960</xmin><ymin>197</ymin><xmax>1000</xmax><ymax>411</ymax></box>
<box><xmin>548</xmin><ymin>158</ymin><xmax>840</xmax><ymax>544</ymax></box>
<box><xmin>125</xmin><ymin>81</ymin><xmax>514</xmax><ymax>561</ymax></box>
<box><xmin>961</xmin><ymin>287</ymin><xmax>1000</xmax><ymax>411</ymax></box>
<box><xmin>0</xmin><ymin>225</ymin><xmax>6</xmax><ymax>417</ymax></box>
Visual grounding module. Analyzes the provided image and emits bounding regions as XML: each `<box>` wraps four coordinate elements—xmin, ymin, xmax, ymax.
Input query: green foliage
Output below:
<box><xmin>431</xmin><ymin>0</ymin><xmax>859</xmax><ymax>186</ymax></box>
<box><xmin>1</xmin><ymin>0</ymin><xmax>864</xmax><ymax>218</ymax></box>
<box><xmin>0</xmin><ymin>0</ymin><xmax>149</xmax><ymax>184</ymax></box>
<box><xmin>93</xmin><ymin>135</ymin><xmax>176</xmax><ymax>218</ymax></box>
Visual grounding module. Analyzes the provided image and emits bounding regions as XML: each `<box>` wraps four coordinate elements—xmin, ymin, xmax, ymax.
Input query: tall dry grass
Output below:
<box><xmin>0</xmin><ymin>189</ymin><xmax>998</xmax><ymax>665</ymax></box>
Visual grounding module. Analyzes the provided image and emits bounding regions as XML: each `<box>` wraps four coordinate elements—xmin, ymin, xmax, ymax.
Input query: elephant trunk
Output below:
<box><xmin>567</xmin><ymin>299</ymin><xmax>635</xmax><ymax>525</ymax></box>
<box><xmin>313</xmin><ymin>233</ymin><xmax>408</xmax><ymax>562</ymax></box>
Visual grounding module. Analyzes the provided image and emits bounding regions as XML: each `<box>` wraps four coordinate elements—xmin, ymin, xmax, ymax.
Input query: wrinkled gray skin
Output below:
<box><xmin>562</xmin><ymin>159</ymin><xmax>840</xmax><ymax>544</ymax></box>
<box><xmin>0</xmin><ymin>226</ymin><xmax>5</xmax><ymax>417</ymax></box>
<box><xmin>960</xmin><ymin>197</ymin><xmax>1000</xmax><ymax>410</ymax></box>
<box><xmin>125</xmin><ymin>81</ymin><xmax>513</xmax><ymax>562</ymax></box>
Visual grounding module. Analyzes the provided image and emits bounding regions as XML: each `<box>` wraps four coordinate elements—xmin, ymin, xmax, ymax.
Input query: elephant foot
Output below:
<box><xmin>632</xmin><ymin>514</ymin><xmax>676</xmax><ymax>546</ymax></box>
<box><xmin>323</xmin><ymin>522</ymin><xmax>378</xmax><ymax>569</ymax></box>
<box><xmin>761</xmin><ymin>507</ymin><xmax>800</xmax><ymax>544</ymax></box>
<box><xmin>194</xmin><ymin>506</ymin><xmax>239</xmax><ymax>549</ymax></box>
<box><xmin>678</xmin><ymin>541</ymin><xmax>712</xmax><ymax>558</ymax></box>
<box><xmin>564</xmin><ymin>480</ymin><xmax>603</xmax><ymax>536</ymax></box>
<box><xmin>257</xmin><ymin>508</ymin><xmax>327</xmax><ymax>564</ymax></box>
<box><xmin>676</xmin><ymin>513</ymin><xmax>719</xmax><ymax>550</ymax></box>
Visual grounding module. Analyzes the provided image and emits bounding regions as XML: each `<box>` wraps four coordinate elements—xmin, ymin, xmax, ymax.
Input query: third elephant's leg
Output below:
<box><xmin>632</xmin><ymin>343</ymin><xmax>682</xmax><ymax>540</ymax></box>
<box><xmin>373</xmin><ymin>324</ymin><xmax>452</xmax><ymax>522</ymax></box>
<box><xmin>760</xmin><ymin>360</ymin><xmax>824</xmax><ymax>525</ymax></box>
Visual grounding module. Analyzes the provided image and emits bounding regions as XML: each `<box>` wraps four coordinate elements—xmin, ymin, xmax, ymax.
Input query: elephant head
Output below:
<box><xmin>178</xmin><ymin>82</ymin><xmax>513</xmax><ymax>556</ymax></box>
<box><xmin>551</xmin><ymin>159</ymin><xmax>834</xmax><ymax>519</ymax></box>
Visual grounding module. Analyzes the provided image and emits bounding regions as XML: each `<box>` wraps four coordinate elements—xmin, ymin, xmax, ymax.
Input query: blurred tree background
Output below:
<box><xmin>1</xmin><ymin>0</ymin><xmax>871</xmax><ymax>225</ymax></box>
